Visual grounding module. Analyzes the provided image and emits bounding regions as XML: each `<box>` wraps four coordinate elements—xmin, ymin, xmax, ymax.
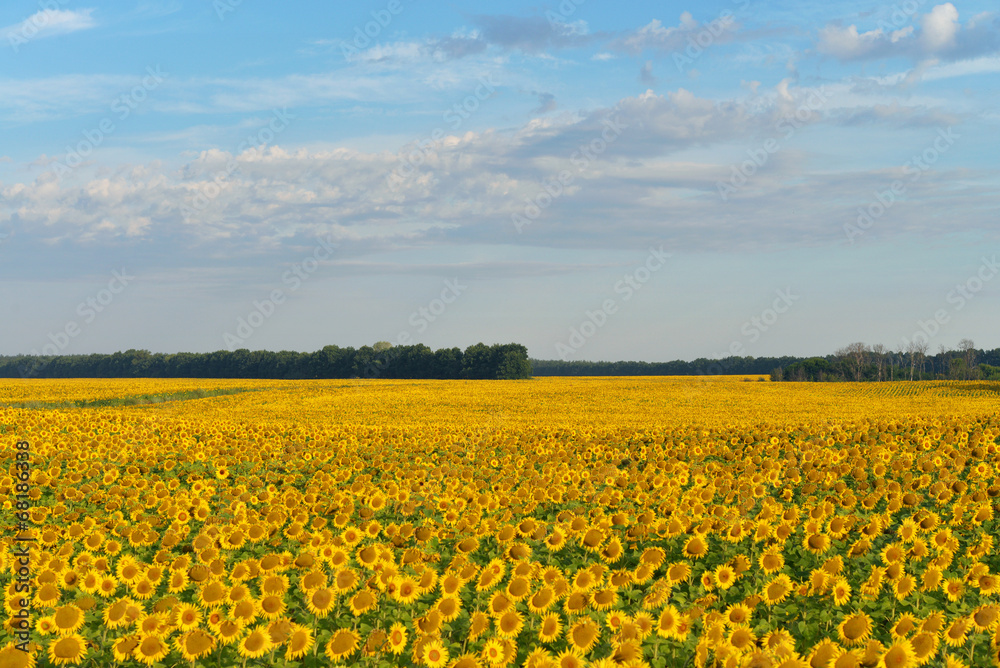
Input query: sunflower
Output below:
<box><xmin>639</xmin><ymin>547</ymin><xmax>666</xmax><ymax>568</ymax></box>
<box><xmin>759</xmin><ymin>550</ymin><xmax>784</xmax><ymax>575</ymax></box>
<box><xmin>227</xmin><ymin>583</ymin><xmax>251</xmax><ymax>604</ymax></box>
<box><xmin>764</xmin><ymin>629</ymin><xmax>796</xmax><ymax>657</ymax></box>
<box><xmin>431</xmin><ymin>595</ymin><xmax>460</xmax><ymax>623</ymax></box>
<box><xmin>133</xmin><ymin>634</ymin><xmax>170</xmax><ymax>666</ymax></box>
<box><xmin>393</xmin><ymin>577</ymin><xmax>421</xmax><ymax>605</ymax></box>
<box><xmin>47</xmin><ymin>634</ymin><xmax>87</xmax><ymax>666</ymax></box>
<box><xmin>174</xmin><ymin>630</ymin><xmax>216</xmax><ymax>662</ymax></box>
<box><xmin>300</xmin><ymin>569</ymin><xmax>327</xmax><ymax>592</ymax></box>
<box><xmin>933</xmin><ymin>578</ymin><xmax>961</xmax><ymax>607</ymax></box>
<box><xmin>920</xmin><ymin>567</ymin><xmax>943</xmax><ymax>593</ymax></box>
<box><xmin>36</xmin><ymin>616</ymin><xmax>57</xmax><ymax>636</ymax></box>
<box><xmin>523</xmin><ymin>648</ymin><xmax>553</xmax><ymax>668</ymax></box>
<box><xmin>683</xmin><ymin>535</ymin><xmax>709</xmax><ymax>559</ymax></box>
<box><xmin>879</xmin><ymin>639</ymin><xmax>915</xmax><ymax>668</ymax></box>
<box><xmin>230</xmin><ymin>597</ymin><xmax>260</xmax><ymax>626</ymax></box>
<box><xmin>725</xmin><ymin>603</ymin><xmax>752</xmax><ymax>627</ymax></box>
<box><xmin>0</xmin><ymin>643</ymin><xmax>36</xmax><ymax>668</ymax></box>
<box><xmin>266</xmin><ymin>618</ymin><xmax>293</xmax><ymax>646</ymax></box>
<box><xmin>284</xmin><ymin>624</ymin><xmax>314</xmax><ymax>660</ymax></box>
<box><xmin>804</xmin><ymin>532</ymin><xmax>831</xmax><ymax>555</ymax></box>
<box><xmin>545</xmin><ymin>527</ymin><xmax>568</xmax><ymax>552</ymax></box>
<box><xmin>237</xmin><ymin>625</ymin><xmax>274</xmax><ymax>659</ymax></box>
<box><xmin>334</xmin><ymin>568</ymin><xmax>359</xmax><ymax>594</ymax></box>
<box><xmin>528</xmin><ymin>586</ymin><xmax>557</xmax><ymax>614</ymax></box>
<box><xmin>260</xmin><ymin>573</ymin><xmax>290</xmax><ymax>595</ymax></box>
<box><xmin>586</xmin><ymin>586</ymin><xmax>615</xmax><ymax>610</ymax></box>
<box><xmin>810</xmin><ymin>569</ymin><xmax>830</xmax><ymax>595</ymax></box>
<box><xmin>832</xmin><ymin>578</ymin><xmax>852</xmax><ymax>606</ymax></box>
<box><xmin>197</xmin><ymin>580</ymin><xmax>229</xmax><ymax>608</ymax></box>
<box><xmin>555</xmin><ymin>648</ymin><xmax>587</xmax><ymax>668</ymax></box>
<box><xmin>474</xmin><ymin>638</ymin><xmax>501</xmax><ymax>666</ymax></box>
<box><xmin>52</xmin><ymin>605</ymin><xmax>84</xmax><ymax>636</ymax></box>
<box><xmin>942</xmin><ymin>654</ymin><xmax>969</xmax><ymax>668</ymax></box>
<box><xmin>909</xmin><ymin>632</ymin><xmax>937</xmax><ymax>665</ymax></box>
<box><xmin>715</xmin><ymin>564</ymin><xmax>737</xmax><ymax>590</ymax></box>
<box><xmin>567</xmin><ymin>618</ymin><xmax>600</xmax><ymax>654</ymax></box>
<box><xmin>110</xmin><ymin>635</ymin><xmax>140</xmax><ymax>663</ymax></box>
<box><xmin>942</xmin><ymin>617</ymin><xmax>969</xmax><ymax>647</ymax></box>
<box><xmin>214</xmin><ymin>619</ymin><xmax>245</xmax><ymax>646</ymax></box>
<box><xmin>259</xmin><ymin>594</ymin><xmax>287</xmax><ymax>620</ymax></box>
<box><xmin>539</xmin><ymin>613</ymin><xmax>562</xmax><ymax>643</ymax></box>
<box><xmin>971</xmin><ymin>604</ymin><xmax>1000</xmax><ymax>632</ymax></box>
<box><xmin>838</xmin><ymin>612</ymin><xmax>874</xmax><ymax>646</ymax></box>
<box><xmin>762</xmin><ymin>574</ymin><xmax>794</xmax><ymax>605</ymax></box>
<box><xmin>666</xmin><ymin>561</ymin><xmax>692</xmax><ymax>584</ymax></box>
<box><xmin>496</xmin><ymin>609</ymin><xmax>524</xmax><ymax>639</ymax></box>
<box><xmin>422</xmin><ymin>638</ymin><xmax>449</xmax><ymax>668</ymax></box>
<box><xmin>166</xmin><ymin>570</ymin><xmax>187</xmax><ymax>594</ymax></box>
<box><xmin>476</xmin><ymin>559</ymin><xmax>506</xmax><ymax>592</ymax></box>
<box><xmin>137</xmin><ymin>613</ymin><xmax>169</xmax><ymax>637</ymax></box>
<box><xmin>656</xmin><ymin>605</ymin><xmax>681</xmax><ymax>639</ymax></box>
<box><xmin>324</xmin><ymin>628</ymin><xmax>360</xmax><ymax>663</ymax></box>
<box><xmin>387</xmin><ymin>622</ymin><xmax>408</xmax><ymax>655</ymax></box>
<box><xmin>808</xmin><ymin>639</ymin><xmax>841</xmax><ymax>667</ymax></box>
<box><xmin>728</xmin><ymin>626</ymin><xmax>757</xmax><ymax>653</ymax></box>
<box><xmin>977</xmin><ymin>573</ymin><xmax>1000</xmax><ymax>595</ymax></box>
<box><xmin>601</xmin><ymin>537</ymin><xmax>624</xmax><ymax>563</ymax></box>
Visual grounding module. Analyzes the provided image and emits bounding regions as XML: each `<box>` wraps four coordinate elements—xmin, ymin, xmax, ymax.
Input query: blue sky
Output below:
<box><xmin>1</xmin><ymin>0</ymin><xmax>998</xmax><ymax>361</ymax></box>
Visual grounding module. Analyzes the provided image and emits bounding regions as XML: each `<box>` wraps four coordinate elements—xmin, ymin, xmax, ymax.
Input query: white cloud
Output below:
<box><xmin>0</xmin><ymin>9</ymin><xmax>97</xmax><ymax>45</ymax></box>
<box><xmin>611</xmin><ymin>13</ymin><xmax>737</xmax><ymax>54</ymax></box>
<box><xmin>920</xmin><ymin>3</ymin><xmax>960</xmax><ymax>52</ymax></box>
<box><xmin>3</xmin><ymin>84</ymin><xmax>995</xmax><ymax>265</ymax></box>
<box><xmin>817</xmin><ymin>4</ymin><xmax>1000</xmax><ymax>62</ymax></box>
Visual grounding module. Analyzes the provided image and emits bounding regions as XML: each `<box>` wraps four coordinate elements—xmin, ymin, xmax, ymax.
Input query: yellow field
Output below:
<box><xmin>1</xmin><ymin>378</ymin><xmax>999</xmax><ymax>667</ymax></box>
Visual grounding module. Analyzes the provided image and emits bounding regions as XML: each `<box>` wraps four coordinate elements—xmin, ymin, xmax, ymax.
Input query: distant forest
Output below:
<box><xmin>531</xmin><ymin>356</ymin><xmax>801</xmax><ymax>376</ymax></box>
<box><xmin>770</xmin><ymin>341</ymin><xmax>1000</xmax><ymax>382</ymax></box>
<box><xmin>4</xmin><ymin>341</ymin><xmax>997</xmax><ymax>382</ymax></box>
<box><xmin>0</xmin><ymin>343</ymin><xmax>532</xmax><ymax>380</ymax></box>
<box><xmin>533</xmin><ymin>342</ymin><xmax>1000</xmax><ymax>382</ymax></box>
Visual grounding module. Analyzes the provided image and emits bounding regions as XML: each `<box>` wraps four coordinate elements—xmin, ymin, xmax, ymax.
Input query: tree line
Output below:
<box><xmin>771</xmin><ymin>340</ymin><xmax>1000</xmax><ymax>382</ymax></box>
<box><xmin>531</xmin><ymin>356</ymin><xmax>803</xmax><ymax>376</ymax></box>
<box><xmin>0</xmin><ymin>343</ymin><xmax>533</xmax><ymax>380</ymax></box>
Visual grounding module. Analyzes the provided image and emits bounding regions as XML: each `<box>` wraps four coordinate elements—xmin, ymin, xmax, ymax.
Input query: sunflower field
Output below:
<box><xmin>2</xmin><ymin>377</ymin><xmax>1000</xmax><ymax>668</ymax></box>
